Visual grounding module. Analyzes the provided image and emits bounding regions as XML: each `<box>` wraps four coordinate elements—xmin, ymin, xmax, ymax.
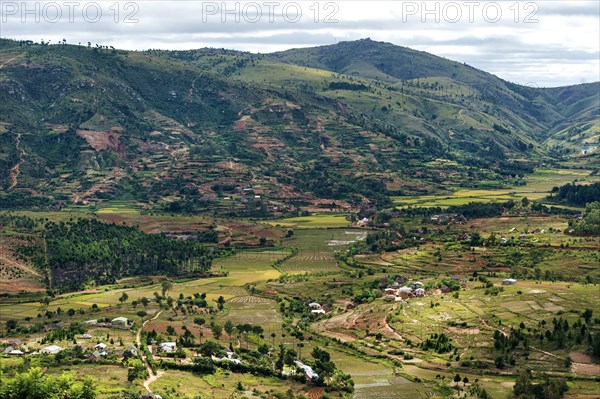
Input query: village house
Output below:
<box><xmin>44</xmin><ymin>322</ymin><xmax>65</xmax><ymax>331</ymax></box>
<box><xmin>414</xmin><ymin>288</ymin><xmax>426</xmax><ymax>297</ymax></box>
<box><xmin>502</xmin><ymin>278</ymin><xmax>517</xmax><ymax>285</ymax></box>
<box><xmin>88</xmin><ymin>350</ymin><xmax>104</xmax><ymax>361</ymax></box>
<box><xmin>94</xmin><ymin>342</ymin><xmax>108</xmax><ymax>351</ymax></box>
<box><xmin>346</xmin><ymin>302</ymin><xmax>355</xmax><ymax>310</ymax></box>
<box><xmin>356</xmin><ymin>217</ymin><xmax>369</xmax><ymax>227</ymax></box>
<box><xmin>7</xmin><ymin>339</ymin><xmax>22</xmax><ymax>348</ymax></box>
<box><xmin>127</xmin><ymin>346</ymin><xmax>139</xmax><ymax>357</ymax></box>
<box><xmin>293</xmin><ymin>360</ymin><xmax>319</xmax><ymax>380</ymax></box>
<box><xmin>311</xmin><ymin>309</ymin><xmax>326</xmax><ymax>316</ymax></box>
<box><xmin>213</xmin><ymin>351</ymin><xmax>242</xmax><ymax>364</ymax></box>
<box><xmin>398</xmin><ymin>286</ymin><xmax>412</xmax><ymax>300</ymax></box>
<box><xmin>308</xmin><ymin>302</ymin><xmax>322</xmax><ymax>310</ymax></box>
<box><xmin>159</xmin><ymin>342</ymin><xmax>177</xmax><ymax>353</ymax></box>
<box><xmin>111</xmin><ymin>316</ymin><xmax>129</xmax><ymax>326</ymax></box>
<box><xmin>40</xmin><ymin>345</ymin><xmax>63</xmax><ymax>354</ymax></box>
<box><xmin>3</xmin><ymin>347</ymin><xmax>24</xmax><ymax>356</ymax></box>
<box><xmin>431</xmin><ymin>214</ymin><xmax>467</xmax><ymax>224</ymax></box>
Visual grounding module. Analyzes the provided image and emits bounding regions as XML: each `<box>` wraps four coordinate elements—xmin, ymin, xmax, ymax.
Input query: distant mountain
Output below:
<box><xmin>270</xmin><ymin>38</ymin><xmax>599</xmax><ymax>138</ymax></box>
<box><xmin>0</xmin><ymin>38</ymin><xmax>597</xmax><ymax>212</ymax></box>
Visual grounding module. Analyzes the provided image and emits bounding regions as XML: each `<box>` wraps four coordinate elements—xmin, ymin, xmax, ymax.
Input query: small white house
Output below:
<box><xmin>159</xmin><ymin>342</ymin><xmax>177</xmax><ymax>353</ymax></box>
<box><xmin>308</xmin><ymin>302</ymin><xmax>322</xmax><ymax>309</ymax></box>
<box><xmin>502</xmin><ymin>278</ymin><xmax>517</xmax><ymax>285</ymax></box>
<box><xmin>414</xmin><ymin>288</ymin><xmax>426</xmax><ymax>297</ymax></box>
<box><xmin>111</xmin><ymin>317</ymin><xmax>128</xmax><ymax>325</ymax></box>
<box><xmin>40</xmin><ymin>345</ymin><xmax>63</xmax><ymax>354</ymax></box>
<box><xmin>294</xmin><ymin>361</ymin><xmax>319</xmax><ymax>380</ymax></box>
<box><xmin>214</xmin><ymin>351</ymin><xmax>242</xmax><ymax>364</ymax></box>
<box><xmin>311</xmin><ymin>309</ymin><xmax>326</xmax><ymax>315</ymax></box>
<box><xmin>94</xmin><ymin>343</ymin><xmax>107</xmax><ymax>351</ymax></box>
<box><xmin>356</xmin><ymin>217</ymin><xmax>370</xmax><ymax>227</ymax></box>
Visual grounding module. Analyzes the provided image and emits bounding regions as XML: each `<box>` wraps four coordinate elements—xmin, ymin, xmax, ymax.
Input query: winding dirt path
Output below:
<box><xmin>137</xmin><ymin>310</ymin><xmax>164</xmax><ymax>393</ymax></box>
<box><xmin>8</xmin><ymin>133</ymin><xmax>25</xmax><ymax>190</ymax></box>
<box><xmin>0</xmin><ymin>252</ymin><xmax>42</xmax><ymax>278</ymax></box>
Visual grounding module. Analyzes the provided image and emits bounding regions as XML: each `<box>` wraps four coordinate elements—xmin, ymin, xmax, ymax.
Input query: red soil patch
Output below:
<box><xmin>306</xmin><ymin>387</ymin><xmax>325</xmax><ymax>399</ymax></box>
<box><xmin>571</xmin><ymin>362</ymin><xmax>600</xmax><ymax>376</ymax></box>
<box><xmin>77</xmin><ymin>130</ymin><xmax>127</xmax><ymax>160</ymax></box>
<box><xmin>569</xmin><ymin>352</ymin><xmax>593</xmax><ymax>363</ymax></box>
<box><xmin>143</xmin><ymin>320</ymin><xmax>206</xmax><ymax>338</ymax></box>
<box><xmin>255</xmin><ymin>228</ymin><xmax>286</xmax><ymax>238</ymax></box>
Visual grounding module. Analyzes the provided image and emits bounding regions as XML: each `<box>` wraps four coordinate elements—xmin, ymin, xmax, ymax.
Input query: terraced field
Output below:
<box><xmin>280</xmin><ymin>229</ymin><xmax>367</xmax><ymax>273</ymax></box>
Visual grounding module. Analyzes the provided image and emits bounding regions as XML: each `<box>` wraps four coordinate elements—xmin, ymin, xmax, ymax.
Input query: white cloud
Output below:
<box><xmin>1</xmin><ymin>0</ymin><xmax>598</xmax><ymax>86</ymax></box>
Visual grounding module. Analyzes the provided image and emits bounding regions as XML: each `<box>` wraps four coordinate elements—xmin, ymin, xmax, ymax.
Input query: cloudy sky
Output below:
<box><xmin>1</xmin><ymin>0</ymin><xmax>598</xmax><ymax>86</ymax></box>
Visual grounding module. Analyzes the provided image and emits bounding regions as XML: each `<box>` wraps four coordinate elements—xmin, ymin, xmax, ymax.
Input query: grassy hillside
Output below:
<box><xmin>0</xmin><ymin>38</ymin><xmax>598</xmax><ymax>212</ymax></box>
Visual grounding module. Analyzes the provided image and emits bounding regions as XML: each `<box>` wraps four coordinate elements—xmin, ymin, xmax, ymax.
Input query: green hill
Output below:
<box><xmin>0</xmin><ymin>38</ymin><xmax>598</xmax><ymax>212</ymax></box>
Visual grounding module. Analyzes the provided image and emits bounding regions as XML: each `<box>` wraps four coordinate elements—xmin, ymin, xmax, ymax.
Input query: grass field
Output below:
<box><xmin>393</xmin><ymin>168</ymin><xmax>600</xmax><ymax>208</ymax></box>
<box><xmin>2</xmin><ymin>191</ymin><xmax>599</xmax><ymax>399</ymax></box>
<box><xmin>149</xmin><ymin>368</ymin><xmax>304</xmax><ymax>399</ymax></box>
<box><xmin>0</xmin><ymin>248</ymin><xmax>286</xmax><ymax>322</ymax></box>
<box><xmin>269</xmin><ymin>214</ymin><xmax>352</xmax><ymax>229</ymax></box>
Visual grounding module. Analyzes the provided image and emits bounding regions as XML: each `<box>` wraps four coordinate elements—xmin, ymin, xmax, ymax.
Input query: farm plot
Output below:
<box><xmin>281</xmin><ymin>229</ymin><xmax>366</xmax><ymax>273</ymax></box>
<box><xmin>148</xmin><ymin>368</ymin><xmax>305</xmax><ymax>399</ymax></box>
<box><xmin>269</xmin><ymin>214</ymin><xmax>352</xmax><ymax>229</ymax></box>
<box><xmin>325</xmin><ymin>347</ymin><xmax>424</xmax><ymax>399</ymax></box>
<box><xmin>393</xmin><ymin>168</ymin><xmax>600</xmax><ymax>209</ymax></box>
<box><xmin>221</xmin><ymin>298</ymin><xmax>282</xmax><ymax>328</ymax></box>
<box><xmin>0</xmin><ymin>249</ymin><xmax>285</xmax><ymax>322</ymax></box>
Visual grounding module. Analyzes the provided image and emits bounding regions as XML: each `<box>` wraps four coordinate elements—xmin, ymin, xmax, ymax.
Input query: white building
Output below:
<box><xmin>159</xmin><ymin>342</ymin><xmax>177</xmax><ymax>353</ymax></box>
<box><xmin>40</xmin><ymin>345</ymin><xmax>63</xmax><ymax>354</ymax></box>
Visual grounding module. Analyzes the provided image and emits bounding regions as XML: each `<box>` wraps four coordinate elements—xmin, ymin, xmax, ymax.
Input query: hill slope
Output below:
<box><xmin>0</xmin><ymin>38</ymin><xmax>598</xmax><ymax>212</ymax></box>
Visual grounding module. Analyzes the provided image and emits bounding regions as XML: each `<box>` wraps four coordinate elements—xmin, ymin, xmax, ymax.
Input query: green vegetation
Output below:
<box><xmin>0</xmin><ymin>38</ymin><xmax>598</xmax><ymax>213</ymax></box>
<box><xmin>549</xmin><ymin>182</ymin><xmax>600</xmax><ymax>207</ymax></box>
<box><xmin>0</xmin><ymin>37</ymin><xmax>599</xmax><ymax>399</ymax></box>
<box><xmin>41</xmin><ymin>218</ymin><xmax>214</xmax><ymax>290</ymax></box>
<box><xmin>0</xmin><ymin>367</ymin><xmax>96</xmax><ymax>399</ymax></box>
<box><xmin>570</xmin><ymin>202</ymin><xmax>600</xmax><ymax>235</ymax></box>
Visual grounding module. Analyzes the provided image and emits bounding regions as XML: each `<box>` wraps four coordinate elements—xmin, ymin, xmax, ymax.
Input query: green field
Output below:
<box><xmin>269</xmin><ymin>214</ymin><xmax>352</xmax><ymax>229</ymax></box>
<box><xmin>393</xmin><ymin>168</ymin><xmax>600</xmax><ymax>208</ymax></box>
<box><xmin>0</xmin><ymin>248</ymin><xmax>286</xmax><ymax>322</ymax></box>
<box><xmin>280</xmin><ymin>229</ymin><xmax>367</xmax><ymax>273</ymax></box>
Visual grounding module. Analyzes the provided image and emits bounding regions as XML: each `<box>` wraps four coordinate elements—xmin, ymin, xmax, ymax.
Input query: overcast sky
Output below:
<box><xmin>1</xmin><ymin>1</ymin><xmax>598</xmax><ymax>87</ymax></box>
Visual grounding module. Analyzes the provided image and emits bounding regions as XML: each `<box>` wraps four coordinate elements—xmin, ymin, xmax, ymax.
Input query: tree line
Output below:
<box><xmin>550</xmin><ymin>182</ymin><xmax>600</xmax><ymax>207</ymax></box>
<box><xmin>43</xmin><ymin>219</ymin><xmax>214</xmax><ymax>290</ymax></box>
